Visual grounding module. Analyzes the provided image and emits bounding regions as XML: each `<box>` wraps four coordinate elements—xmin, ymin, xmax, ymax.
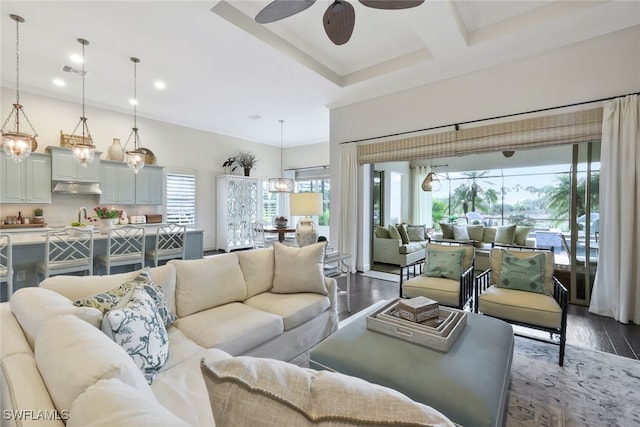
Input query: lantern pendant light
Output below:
<box><xmin>1</xmin><ymin>14</ymin><xmax>38</xmax><ymax>162</ymax></box>
<box><xmin>123</xmin><ymin>57</ymin><xmax>145</xmax><ymax>173</ymax></box>
<box><xmin>268</xmin><ymin>120</ymin><xmax>294</xmax><ymax>193</ymax></box>
<box><xmin>69</xmin><ymin>38</ymin><xmax>96</xmax><ymax>167</ymax></box>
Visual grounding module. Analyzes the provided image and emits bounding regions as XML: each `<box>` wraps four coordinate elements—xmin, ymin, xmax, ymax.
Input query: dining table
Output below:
<box><xmin>263</xmin><ymin>225</ymin><xmax>296</xmax><ymax>242</ymax></box>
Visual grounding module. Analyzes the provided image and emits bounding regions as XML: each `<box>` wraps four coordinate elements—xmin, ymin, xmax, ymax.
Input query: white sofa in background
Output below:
<box><xmin>0</xmin><ymin>245</ymin><xmax>342</xmax><ymax>427</ymax></box>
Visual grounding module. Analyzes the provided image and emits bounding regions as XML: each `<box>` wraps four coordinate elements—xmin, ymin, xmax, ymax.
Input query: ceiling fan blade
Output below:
<box><xmin>359</xmin><ymin>0</ymin><xmax>424</xmax><ymax>10</ymax></box>
<box><xmin>256</xmin><ymin>0</ymin><xmax>316</xmax><ymax>24</ymax></box>
<box><xmin>323</xmin><ymin>0</ymin><xmax>355</xmax><ymax>45</ymax></box>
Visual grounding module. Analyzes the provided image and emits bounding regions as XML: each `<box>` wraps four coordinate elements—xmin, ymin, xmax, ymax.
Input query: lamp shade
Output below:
<box><xmin>290</xmin><ymin>192</ymin><xmax>323</xmax><ymax>217</ymax></box>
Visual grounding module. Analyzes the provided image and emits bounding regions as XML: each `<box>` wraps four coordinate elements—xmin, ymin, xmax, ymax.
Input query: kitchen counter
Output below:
<box><xmin>1</xmin><ymin>226</ymin><xmax>204</xmax><ymax>301</ymax></box>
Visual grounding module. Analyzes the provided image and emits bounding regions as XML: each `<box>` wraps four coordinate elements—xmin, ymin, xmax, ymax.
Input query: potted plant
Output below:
<box><xmin>222</xmin><ymin>151</ymin><xmax>257</xmax><ymax>176</ymax></box>
<box><xmin>33</xmin><ymin>208</ymin><xmax>44</xmax><ymax>224</ymax></box>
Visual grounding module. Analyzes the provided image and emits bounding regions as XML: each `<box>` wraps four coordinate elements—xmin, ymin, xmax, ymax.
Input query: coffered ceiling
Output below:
<box><xmin>1</xmin><ymin>1</ymin><xmax>638</xmax><ymax>146</ymax></box>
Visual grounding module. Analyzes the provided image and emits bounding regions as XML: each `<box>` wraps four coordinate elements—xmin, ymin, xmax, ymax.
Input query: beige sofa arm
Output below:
<box><xmin>324</xmin><ymin>277</ymin><xmax>338</xmax><ymax>309</ymax></box>
<box><xmin>373</xmin><ymin>236</ymin><xmax>402</xmax><ymax>260</ymax></box>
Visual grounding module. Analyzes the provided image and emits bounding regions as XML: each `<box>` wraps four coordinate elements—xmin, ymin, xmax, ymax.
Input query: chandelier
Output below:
<box><xmin>1</xmin><ymin>15</ymin><xmax>37</xmax><ymax>162</ymax></box>
<box><xmin>68</xmin><ymin>38</ymin><xmax>96</xmax><ymax>167</ymax></box>
<box><xmin>268</xmin><ymin>120</ymin><xmax>294</xmax><ymax>193</ymax></box>
<box><xmin>123</xmin><ymin>57</ymin><xmax>146</xmax><ymax>173</ymax></box>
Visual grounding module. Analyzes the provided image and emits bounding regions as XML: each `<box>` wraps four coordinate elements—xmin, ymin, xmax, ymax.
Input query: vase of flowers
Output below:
<box><xmin>93</xmin><ymin>207</ymin><xmax>122</xmax><ymax>233</ymax></box>
<box><xmin>222</xmin><ymin>151</ymin><xmax>257</xmax><ymax>176</ymax></box>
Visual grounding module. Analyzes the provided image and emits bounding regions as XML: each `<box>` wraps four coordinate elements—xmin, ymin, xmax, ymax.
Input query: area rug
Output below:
<box><xmin>290</xmin><ymin>337</ymin><xmax>640</xmax><ymax>427</ymax></box>
<box><xmin>360</xmin><ymin>270</ymin><xmax>399</xmax><ymax>282</ymax></box>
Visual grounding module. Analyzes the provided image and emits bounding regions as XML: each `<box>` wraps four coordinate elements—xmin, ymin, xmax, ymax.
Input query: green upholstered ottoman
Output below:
<box><xmin>309</xmin><ymin>301</ymin><xmax>513</xmax><ymax>427</ymax></box>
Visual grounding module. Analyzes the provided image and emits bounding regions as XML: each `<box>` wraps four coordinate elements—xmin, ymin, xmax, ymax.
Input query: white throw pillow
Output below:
<box><xmin>200</xmin><ymin>357</ymin><xmax>454</xmax><ymax>426</ymax></box>
<box><xmin>453</xmin><ymin>225</ymin><xmax>470</xmax><ymax>241</ymax></box>
<box><xmin>68</xmin><ymin>378</ymin><xmax>189</xmax><ymax>427</ymax></box>
<box><xmin>11</xmin><ymin>287</ymin><xmax>102</xmax><ymax>348</ymax></box>
<box><xmin>271</xmin><ymin>242</ymin><xmax>327</xmax><ymax>295</ymax></box>
<box><xmin>35</xmin><ymin>315</ymin><xmax>154</xmax><ymax>415</ymax></box>
<box><xmin>102</xmin><ymin>286</ymin><xmax>169</xmax><ymax>384</ymax></box>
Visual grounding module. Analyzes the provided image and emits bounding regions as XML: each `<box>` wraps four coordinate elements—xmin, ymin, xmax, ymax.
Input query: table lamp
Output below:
<box><xmin>290</xmin><ymin>192</ymin><xmax>323</xmax><ymax>247</ymax></box>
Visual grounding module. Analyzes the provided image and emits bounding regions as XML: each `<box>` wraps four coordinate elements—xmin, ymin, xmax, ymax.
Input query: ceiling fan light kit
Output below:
<box><xmin>255</xmin><ymin>0</ymin><xmax>425</xmax><ymax>45</ymax></box>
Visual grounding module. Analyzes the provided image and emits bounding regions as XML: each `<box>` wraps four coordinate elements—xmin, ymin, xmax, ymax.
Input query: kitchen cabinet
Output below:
<box><xmin>48</xmin><ymin>146</ymin><xmax>101</xmax><ymax>183</ymax></box>
<box><xmin>99</xmin><ymin>161</ymin><xmax>136</xmax><ymax>204</ymax></box>
<box><xmin>216</xmin><ymin>175</ymin><xmax>260</xmax><ymax>252</ymax></box>
<box><xmin>0</xmin><ymin>152</ymin><xmax>52</xmax><ymax>204</ymax></box>
<box><xmin>135</xmin><ymin>165</ymin><xmax>164</xmax><ymax>204</ymax></box>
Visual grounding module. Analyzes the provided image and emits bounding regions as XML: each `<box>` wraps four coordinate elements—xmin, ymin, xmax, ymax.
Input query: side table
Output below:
<box><xmin>324</xmin><ymin>252</ymin><xmax>352</xmax><ymax>312</ymax></box>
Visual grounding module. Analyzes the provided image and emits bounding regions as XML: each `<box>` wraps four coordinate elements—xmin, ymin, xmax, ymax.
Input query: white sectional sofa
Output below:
<box><xmin>0</xmin><ymin>245</ymin><xmax>341</xmax><ymax>426</ymax></box>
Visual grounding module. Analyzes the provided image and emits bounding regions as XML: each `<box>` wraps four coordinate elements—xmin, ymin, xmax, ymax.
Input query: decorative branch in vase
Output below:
<box><xmin>222</xmin><ymin>151</ymin><xmax>257</xmax><ymax>176</ymax></box>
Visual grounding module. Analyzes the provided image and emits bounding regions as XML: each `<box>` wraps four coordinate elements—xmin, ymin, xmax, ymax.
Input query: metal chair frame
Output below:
<box><xmin>475</xmin><ymin>245</ymin><xmax>568</xmax><ymax>366</ymax></box>
<box><xmin>95</xmin><ymin>225</ymin><xmax>146</xmax><ymax>274</ymax></box>
<box><xmin>146</xmin><ymin>224</ymin><xmax>186</xmax><ymax>267</ymax></box>
<box><xmin>0</xmin><ymin>234</ymin><xmax>13</xmax><ymax>297</ymax></box>
<box><xmin>37</xmin><ymin>228</ymin><xmax>94</xmax><ymax>281</ymax></box>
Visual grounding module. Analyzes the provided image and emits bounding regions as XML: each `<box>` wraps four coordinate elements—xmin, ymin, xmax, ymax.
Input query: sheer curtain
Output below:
<box><xmin>339</xmin><ymin>144</ymin><xmax>358</xmax><ymax>273</ymax></box>
<box><xmin>410</xmin><ymin>166</ymin><xmax>430</xmax><ymax>226</ymax></box>
<box><xmin>589</xmin><ymin>95</ymin><xmax>640</xmax><ymax>324</ymax></box>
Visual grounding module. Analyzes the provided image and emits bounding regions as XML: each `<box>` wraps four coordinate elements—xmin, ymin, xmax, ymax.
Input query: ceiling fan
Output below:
<box><xmin>255</xmin><ymin>0</ymin><xmax>425</xmax><ymax>45</ymax></box>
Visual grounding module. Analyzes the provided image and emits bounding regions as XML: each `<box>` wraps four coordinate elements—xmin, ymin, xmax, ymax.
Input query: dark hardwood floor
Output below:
<box><xmin>334</xmin><ymin>272</ymin><xmax>640</xmax><ymax>360</ymax></box>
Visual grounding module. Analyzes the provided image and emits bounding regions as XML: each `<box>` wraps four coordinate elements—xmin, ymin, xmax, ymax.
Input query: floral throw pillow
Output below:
<box><xmin>74</xmin><ymin>267</ymin><xmax>176</xmax><ymax>327</ymax></box>
<box><xmin>102</xmin><ymin>285</ymin><xmax>169</xmax><ymax>384</ymax></box>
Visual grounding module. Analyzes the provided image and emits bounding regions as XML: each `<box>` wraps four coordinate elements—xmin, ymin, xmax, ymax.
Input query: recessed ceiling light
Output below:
<box><xmin>52</xmin><ymin>78</ymin><xmax>66</xmax><ymax>87</ymax></box>
<box><xmin>154</xmin><ymin>80</ymin><xmax>165</xmax><ymax>90</ymax></box>
<box><xmin>69</xmin><ymin>54</ymin><xmax>83</xmax><ymax>64</ymax></box>
<box><xmin>129</xmin><ymin>98</ymin><xmax>138</xmax><ymax>105</ymax></box>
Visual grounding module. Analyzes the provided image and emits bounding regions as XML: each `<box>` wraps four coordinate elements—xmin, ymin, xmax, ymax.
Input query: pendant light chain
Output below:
<box><xmin>279</xmin><ymin>119</ymin><xmax>284</xmax><ymax>177</ymax></box>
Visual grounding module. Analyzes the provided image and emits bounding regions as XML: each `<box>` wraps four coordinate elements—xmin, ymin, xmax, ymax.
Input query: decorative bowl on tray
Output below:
<box><xmin>274</xmin><ymin>216</ymin><xmax>288</xmax><ymax>228</ymax></box>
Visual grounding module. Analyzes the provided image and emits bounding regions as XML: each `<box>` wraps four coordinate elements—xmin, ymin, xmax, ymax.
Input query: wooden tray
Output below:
<box><xmin>366</xmin><ymin>298</ymin><xmax>467</xmax><ymax>352</ymax></box>
<box><xmin>0</xmin><ymin>223</ymin><xmax>48</xmax><ymax>229</ymax></box>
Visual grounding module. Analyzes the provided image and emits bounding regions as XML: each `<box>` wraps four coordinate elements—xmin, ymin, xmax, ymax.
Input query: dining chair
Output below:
<box><xmin>252</xmin><ymin>220</ymin><xmax>277</xmax><ymax>248</ymax></box>
<box><xmin>0</xmin><ymin>234</ymin><xmax>13</xmax><ymax>297</ymax></box>
<box><xmin>145</xmin><ymin>224</ymin><xmax>186</xmax><ymax>267</ymax></box>
<box><xmin>36</xmin><ymin>228</ymin><xmax>94</xmax><ymax>282</ymax></box>
<box><xmin>95</xmin><ymin>225</ymin><xmax>145</xmax><ymax>274</ymax></box>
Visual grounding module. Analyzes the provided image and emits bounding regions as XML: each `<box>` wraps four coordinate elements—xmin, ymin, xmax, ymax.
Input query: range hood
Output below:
<box><xmin>52</xmin><ymin>182</ymin><xmax>102</xmax><ymax>195</ymax></box>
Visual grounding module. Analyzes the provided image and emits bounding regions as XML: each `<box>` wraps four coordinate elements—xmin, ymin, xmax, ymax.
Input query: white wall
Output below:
<box><xmin>284</xmin><ymin>142</ymin><xmax>329</xmax><ymax>170</ymax></box>
<box><xmin>329</xmin><ymin>26</ymin><xmax>640</xmax><ymax>270</ymax></box>
<box><xmin>0</xmin><ymin>88</ymin><xmax>282</xmax><ymax>251</ymax></box>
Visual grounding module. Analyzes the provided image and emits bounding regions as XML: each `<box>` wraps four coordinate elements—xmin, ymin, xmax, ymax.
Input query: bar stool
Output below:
<box><xmin>95</xmin><ymin>225</ymin><xmax>145</xmax><ymax>275</ymax></box>
<box><xmin>36</xmin><ymin>228</ymin><xmax>94</xmax><ymax>282</ymax></box>
<box><xmin>145</xmin><ymin>224</ymin><xmax>186</xmax><ymax>267</ymax></box>
<box><xmin>0</xmin><ymin>234</ymin><xmax>13</xmax><ymax>298</ymax></box>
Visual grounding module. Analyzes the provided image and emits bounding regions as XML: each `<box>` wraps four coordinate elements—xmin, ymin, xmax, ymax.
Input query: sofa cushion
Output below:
<box><xmin>67</xmin><ymin>378</ymin><xmax>189</xmax><ymax>427</ymax></box>
<box><xmin>375</xmin><ymin>226</ymin><xmax>390</xmax><ymax>238</ymax></box>
<box><xmin>478</xmin><ymin>285</ymin><xmax>562</xmax><ymax>329</ymax></box>
<box><xmin>453</xmin><ymin>225</ymin><xmax>470</xmax><ymax>241</ymax></box>
<box><xmin>73</xmin><ymin>267</ymin><xmax>176</xmax><ymax>327</ymax></box>
<box><xmin>402</xmin><ymin>276</ymin><xmax>461</xmax><ymax>307</ymax></box>
<box><xmin>490</xmin><ymin>248</ymin><xmax>555</xmax><ymax>295</ymax></box>
<box><xmin>466</xmin><ymin>224</ymin><xmax>485</xmax><ymax>242</ymax></box>
<box><xmin>440</xmin><ymin>222</ymin><xmax>455</xmax><ymax>239</ymax></box>
<box><xmin>425</xmin><ymin>248</ymin><xmax>464</xmax><ymax>280</ymax></box>
<box><xmin>483</xmin><ymin>227</ymin><xmax>497</xmax><ymax>243</ymax></box>
<box><xmin>237</xmin><ymin>247</ymin><xmax>275</xmax><ymax>298</ymax></box>
<box><xmin>175</xmin><ymin>302</ymin><xmax>283</xmax><ymax>355</ymax></box>
<box><xmin>495</xmin><ymin>225</ymin><xmax>517</xmax><ymax>245</ymax></box>
<box><xmin>11</xmin><ymin>287</ymin><xmax>102</xmax><ymax>349</ymax></box>
<box><xmin>497</xmin><ymin>251</ymin><xmax>546</xmax><ymax>294</ymax></box>
<box><xmin>514</xmin><ymin>226</ymin><xmax>532</xmax><ymax>246</ymax></box>
<box><xmin>399</xmin><ymin>242</ymin><xmax>425</xmax><ymax>255</ymax></box>
<box><xmin>244</xmin><ymin>292</ymin><xmax>330</xmax><ymax>330</ymax></box>
<box><xmin>201</xmin><ymin>356</ymin><xmax>454</xmax><ymax>427</ymax></box>
<box><xmin>35</xmin><ymin>315</ymin><xmax>154</xmax><ymax>415</ymax></box>
<box><xmin>151</xmin><ymin>348</ymin><xmax>231</xmax><ymax>426</ymax></box>
<box><xmin>102</xmin><ymin>286</ymin><xmax>169</xmax><ymax>384</ymax></box>
<box><xmin>1</xmin><ymin>304</ymin><xmax>33</xmax><ymax>358</ymax></box>
<box><xmin>40</xmin><ymin>264</ymin><xmax>177</xmax><ymax>314</ymax></box>
<box><xmin>407</xmin><ymin>224</ymin><xmax>426</xmax><ymax>241</ymax></box>
<box><xmin>272</xmin><ymin>242</ymin><xmax>327</xmax><ymax>295</ymax></box>
<box><xmin>387</xmin><ymin>225</ymin><xmax>402</xmax><ymax>240</ymax></box>
<box><xmin>171</xmin><ymin>254</ymin><xmax>247</xmax><ymax>318</ymax></box>
<box><xmin>396</xmin><ymin>224</ymin><xmax>410</xmax><ymax>244</ymax></box>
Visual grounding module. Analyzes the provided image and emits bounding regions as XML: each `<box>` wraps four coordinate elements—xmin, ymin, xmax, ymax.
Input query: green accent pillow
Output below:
<box><xmin>396</xmin><ymin>224</ymin><xmax>410</xmax><ymax>244</ymax></box>
<box><xmin>497</xmin><ymin>251</ymin><xmax>546</xmax><ymax>294</ymax></box>
<box><xmin>466</xmin><ymin>225</ymin><xmax>485</xmax><ymax>242</ymax></box>
<box><xmin>425</xmin><ymin>248</ymin><xmax>464</xmax><ymax>280</ymax></box>
<box><xmin>439</xmin><ymin>223</ymin><xmax>454</xmax><ymax>239</ymax></box>
<box><xmin>375</xmin><ymin>226</ymin><xmax>390</xmax><ymax>239</ymax></box>
<box><xmin>74</xmin><ymin>267</ymin><xmax>177</xmax><ymax>327</ymax></box>
<box><xmin>495</xmin><ymin>225</ymin><xmax>516</xmax><ymax>245</ymax></box>
<box><xmin>514</xmin><ymin>226</ymin><xmax>531</xmax><ymax>246</ymax></box>
<box><xmin>388</xmin><ymin>225</ymin><xmax>402</xmax><ymax>241</ymax></box>
<box><xmin>406</xmin><ymin>225</ymin><xmax>426</xmax><ymax>241</ymax></box>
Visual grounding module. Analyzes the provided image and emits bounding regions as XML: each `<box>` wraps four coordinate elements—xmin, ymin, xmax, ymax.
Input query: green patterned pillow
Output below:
<box><xmin>425</xmin><ymin>248</ymin><xmax>464</xmax><ymax>280</ymax></box>
<box><xmin>74</xmin><ymin>267</ymin><xmax>176</xmax><ymax>327</ymax></box>
<box><xmin>101</xmin><ymin>285</ymin><xmax>169</xmax><ymax>384</ymax></box>
<box><xmin>497</xmin><ymin>251</ymin><xmax>546</xmax><ymax>294</ymax></box>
